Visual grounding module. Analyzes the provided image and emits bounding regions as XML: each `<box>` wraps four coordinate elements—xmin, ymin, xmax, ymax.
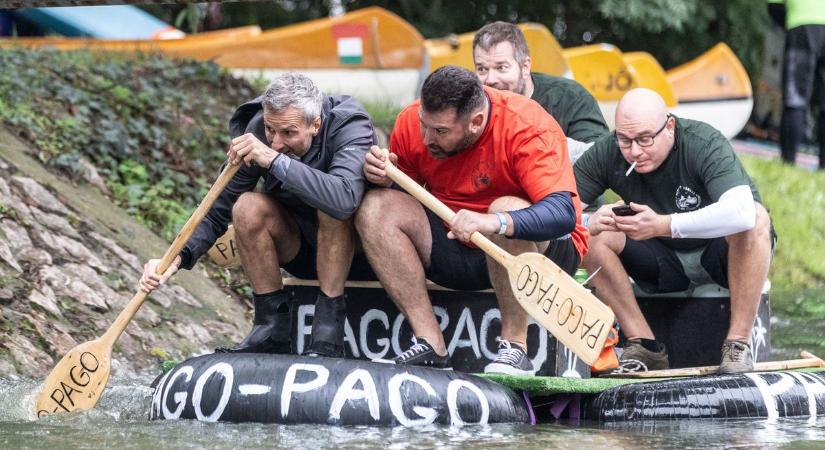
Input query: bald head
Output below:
<box><xmin>615</xmin><ymin>88</ymin><xmax>669</xmax><ymax>127</ymax></box>
<box><xmin>613</xmin><ymin>88</ymin><xmax>676</xmax><ymax>174</ymax></box>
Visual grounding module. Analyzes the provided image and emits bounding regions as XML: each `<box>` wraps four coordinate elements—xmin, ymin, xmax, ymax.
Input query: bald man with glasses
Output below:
<box><xmin>573</xmin><ymin>88</ymin><xmax>775</xmax><ymax>374</ymax></box>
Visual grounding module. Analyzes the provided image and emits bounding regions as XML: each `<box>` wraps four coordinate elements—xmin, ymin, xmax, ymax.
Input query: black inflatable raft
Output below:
<box><xmin>584</xmin><ymin>371</ymin><xmax>825</xmax><ymax>421</ymax></box>
<box><xmin>150</xmin><ymin>353</ymin><xmax>530</xmax><ymax>426</ymax></box>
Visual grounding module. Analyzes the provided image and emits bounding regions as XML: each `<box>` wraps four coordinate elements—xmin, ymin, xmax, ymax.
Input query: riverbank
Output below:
<box><xmin>0</xmin><ymin>48</ymin><xmax>257</xmax><ymax>378</ymax></box>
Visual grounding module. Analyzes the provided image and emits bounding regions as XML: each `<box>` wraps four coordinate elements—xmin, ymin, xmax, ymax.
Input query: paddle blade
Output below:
<box><xmin>507</xmin><ymin>252</ymin><xmax>614</xmax><ymax>366</ymax></box>
<box><xmin>34</xmin><ymin>339</ymin><xmax>112</xmax><ymax>417</ymax></box>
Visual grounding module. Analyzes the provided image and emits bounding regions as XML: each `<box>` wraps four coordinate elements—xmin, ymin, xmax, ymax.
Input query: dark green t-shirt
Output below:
<box><xmin>573</xmin><ymin>116</ymin><xmax>762</xmax><ymax>251</ymax></box>
<box><xmin>530</xmin><ymin>72</ymin><xmax>609</xmax><ymax>143</ymax></box>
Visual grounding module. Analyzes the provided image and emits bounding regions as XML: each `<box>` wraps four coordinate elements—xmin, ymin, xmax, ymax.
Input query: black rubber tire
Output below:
<box><xmin>584</xmin><ymin>371</ymin><xmax>825</xmax><ymax>421</ymax></box>
<box><xmin>150</xmin><ymin>353</ymin><xmax>530</xmax><ymax>426</ymax></box>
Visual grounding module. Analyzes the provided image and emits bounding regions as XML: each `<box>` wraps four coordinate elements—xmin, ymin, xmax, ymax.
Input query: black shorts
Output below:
<box><xmin>281</xmin><ymin>205</ymin><xmax>376</xmax><ymax>281</ymax></box>
<box><xmin>618</xmin><ymin>231</ymin><xmax>776</xmax><ymax>294</ymax></box>
<box><xmin>423</xmin><ymin>208</ymin><xmax>581</xmax><ymax>291</ymax></box>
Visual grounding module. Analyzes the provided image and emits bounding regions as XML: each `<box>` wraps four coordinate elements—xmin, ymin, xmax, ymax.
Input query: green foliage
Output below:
<box><xmin>0</xmin><ymin>48</ymin><xmax>256</xmax><ymax>240</ymax></box>
<box><xmin>361</xmin><ymin>101</ymin><xmax>399</xmax><ymax>131</ymax></box>
<box><xmin>739</xmin><ymin>155</ymin><xmax>825</xmax><ymax>290</ymax></box>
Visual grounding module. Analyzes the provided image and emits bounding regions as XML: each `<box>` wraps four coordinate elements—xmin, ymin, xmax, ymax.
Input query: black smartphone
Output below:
<box><xmin>612</xmin><ymin>204</ymin><xmax>637</xmax><ymax>216</ymax></box>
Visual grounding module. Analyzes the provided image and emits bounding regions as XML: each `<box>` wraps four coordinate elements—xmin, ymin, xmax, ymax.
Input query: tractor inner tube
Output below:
<box><xmin>150</xmin><ymin>353</ymin><xmax>530</xmax><ymax>426</ymax></box>
<box><xmin>584</xmin><ymin>371</ymin><xmax>825</xmax><ymax>421</ymax></box>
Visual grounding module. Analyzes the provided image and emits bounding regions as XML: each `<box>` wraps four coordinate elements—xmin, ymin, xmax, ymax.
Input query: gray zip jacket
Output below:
<box><xmin>178</xmin><ymin>95</ymin><xmax>374</xmax><ymax>269</ymax></box>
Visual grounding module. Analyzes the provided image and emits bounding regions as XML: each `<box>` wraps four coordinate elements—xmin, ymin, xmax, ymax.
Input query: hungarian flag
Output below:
<box><xmin>332</xmin><ymin>23</ymin><xmax>368</xmax><ymax>65</ymax></box>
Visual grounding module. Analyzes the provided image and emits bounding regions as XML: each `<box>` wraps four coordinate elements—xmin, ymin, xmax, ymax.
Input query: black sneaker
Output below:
<box><xmin>387</xmin><ymin>337</ymin><xmax>452</xmax><ymax>369</ymax></box>
<box><xmin>484</xmin><ymin>338</ymin><xmax>536</xmax><ymax>376</ymax></box>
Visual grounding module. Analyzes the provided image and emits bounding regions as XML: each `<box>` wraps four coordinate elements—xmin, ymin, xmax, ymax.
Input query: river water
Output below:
<box><xmin>2</xmin><ymin>288</ymin><xmax>825</xmax><ymax>450</ymax></box>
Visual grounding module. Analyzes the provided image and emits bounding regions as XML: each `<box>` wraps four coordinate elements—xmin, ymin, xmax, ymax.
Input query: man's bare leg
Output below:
<box><xmin>725</xmin><ymin>203</ymin><xmax>773</xmax><ymax>342</ymax></box>
<box><xmin>486</xmin><ymin>197</ymin><xmax>549</xmax><ymax>349</ymax></box>
<box><xmin>355</xmin><ymin>188</ymin><xmax>447</xmax><ymax>355</ymax></box>
<box><xmin>221</xmin><ymin>192</ymin><xmax>302</xmax><ymax>353</ymax></box>
<box><xmin>233</xmin><ymin>192</ymin><xmax>301</xmax><ymax>293</ymax></box>
<box><xmin>316</xmin><ymin>212</ymin><xmax>355</xmax><ymax>297</ymax></box>
<box><xmin>304</xmin><ymin>212</ymin><xmax>356</xmax><ymax>357</ymax></box>
<box><xmin>583</xmin><ymin>230</ymin><xmax>655</xmax><ymax>341</ymax></box>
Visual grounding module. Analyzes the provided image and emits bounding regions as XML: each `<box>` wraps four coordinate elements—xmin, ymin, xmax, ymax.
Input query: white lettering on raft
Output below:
<box><xmin>296</xmin><ymin>305</ymin><xmax>551</xmax><ymax>373</ymax></box>
<box><xmin>154</xmin><ymin>362</ymin><xmax>494</xmax><ymax>426</ymax></box>
<box><xmin>282</xmin><ymin>364</ymin><xmax>330</xmax><ymax>419</ymax></box>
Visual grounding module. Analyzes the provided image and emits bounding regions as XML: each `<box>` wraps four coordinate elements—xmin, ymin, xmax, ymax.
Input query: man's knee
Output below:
<box><xmin>487</xmin><ymin>196</ymin><xmax>529</xmax><ymax>213</ymax></box>
<box><xmin>355</xmin><ymin>189</ymin><xmax>392</xmax><ymax>232</ymax></box>
<box><xmin>233</xmin><ymin>192</ymin><xmax>275</xmax><ymax>232</ymax></box>
<box><xmin>588</xmin><ymin>230</ymin><xmax>627</xmax><ymax>257</ymax></box>
<box><xmin>356</xmin><ymin>188</ymin><xmax>421</xmax><ymax>233</ymax></box>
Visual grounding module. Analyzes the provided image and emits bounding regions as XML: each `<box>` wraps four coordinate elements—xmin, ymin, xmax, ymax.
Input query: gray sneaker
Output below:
<box><xmin>484</xmin><ymin>338</ymin><xmax>536</xmax><ymax>376</ymax></box>
<box><xmin>719</xmin><ymin>339</ymin><xmax>753</xmax><ymax>374</ymax></box>
<box><xmin>611</xmin><ymin>339</ymin><xmax>669</xmax><ymax>374</ymax></box>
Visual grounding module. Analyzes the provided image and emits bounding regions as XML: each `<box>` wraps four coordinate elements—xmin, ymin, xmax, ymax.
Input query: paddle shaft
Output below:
<box><xmin>100</xmin><ymin>161</ymin><xmax>240</xmax><ymax>346</ymax></box>
<box><xmin>609</xmin><ymin>352</ymin><xmax>825</xmax><ymax>378</ymax></box>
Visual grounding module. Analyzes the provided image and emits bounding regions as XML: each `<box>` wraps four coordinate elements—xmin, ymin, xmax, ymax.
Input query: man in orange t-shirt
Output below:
<box><xmin>356</xmin><ymin>66</ymin><xmax>588</xmax><ymax>375</ymax></box>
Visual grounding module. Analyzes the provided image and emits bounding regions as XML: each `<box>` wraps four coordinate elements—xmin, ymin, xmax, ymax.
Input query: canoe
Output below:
<box><xmin>0</xmin><ymin>7</ymin><xmax>423</xmax><ymax>70</ymax></box>
<box><xmin>666</xmin><ymin>43</ymin><xmax>754</xmax><ymax>139</ymax></box>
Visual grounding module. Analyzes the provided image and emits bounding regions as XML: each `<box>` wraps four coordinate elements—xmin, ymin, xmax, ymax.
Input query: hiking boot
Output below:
<box><xmin>388</xmin><ymin>337</ymin><xmax>452</xmax><ymax>369</ymax></box>
<box><xmin>303</xmin><ymin>292</ymin><xmax>347</xmax><ymax>358</ymax></box>
<box><xmin>611</xmin><ymin>338</ymin><xmax>669</xmax><ymax>374</ymax></box>
<box><xmin>484</xmin><ymin>337</ymin><xmax>536</xmax><ymax>376</ymax></box>
<box><xmin>719</xmin><ymin>339</ymin><xmax>753</xmax><ymax>374</ymax></box>
<box><xmin>215</xmin><ymin>290</ymin><xmax>291</xmax><ymax>354</ymax></box>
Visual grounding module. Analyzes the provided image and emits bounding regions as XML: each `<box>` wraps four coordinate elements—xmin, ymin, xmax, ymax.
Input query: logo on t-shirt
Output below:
<box><xmin>471</xmin><ymin>161</ymin><xmax>493</xmax><ymax>192</ymax></box>
<box><xmin>675</xmin><ymin>186</ymin><xmax>701</xmax><ymax>211</ymax></box>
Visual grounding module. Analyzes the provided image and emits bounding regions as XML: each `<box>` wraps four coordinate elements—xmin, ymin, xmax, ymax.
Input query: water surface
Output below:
<box><xmin>3</xmin><ymin>287</ymin><xmax>825</xmax><ymax>449</ymax></box>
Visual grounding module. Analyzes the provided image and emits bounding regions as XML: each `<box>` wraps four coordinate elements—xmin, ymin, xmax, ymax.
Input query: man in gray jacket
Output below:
<box><xmin>139</xmin><ymin>73</ymin><xmax>375</xmax><ymax>357</ymax></box>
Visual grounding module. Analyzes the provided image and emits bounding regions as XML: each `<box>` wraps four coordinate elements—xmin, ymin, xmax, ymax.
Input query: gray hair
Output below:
<box><xmin>473</xmin><ymin>21</ymin><xmax>530</xmax><ymax>66</ymax></box>
<box><xmin>261</xmin><ymin>73</ymin><xmax>324</xmax><ymax>124</ymax></box>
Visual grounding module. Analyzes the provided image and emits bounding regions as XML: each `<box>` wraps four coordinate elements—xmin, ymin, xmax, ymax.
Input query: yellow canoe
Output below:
<box><xmin>0</xmin><ymin>7</ymin><xmax>424</xmax><ymax>70</ymax></box>
<box><xmin>666</xmin><ymin>43</ymin><xmax>753</xmax><ymax>138</ymax></box>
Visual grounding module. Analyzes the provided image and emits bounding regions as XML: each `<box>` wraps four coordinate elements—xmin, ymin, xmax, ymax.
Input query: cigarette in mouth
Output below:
<box><xmin>625</xmin><ymin>161</ymin><xmax>637</xmax><ymax>176</ymax></box>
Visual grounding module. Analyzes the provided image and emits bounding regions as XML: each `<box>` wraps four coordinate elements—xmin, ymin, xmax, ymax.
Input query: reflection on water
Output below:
<box><xmin>2</xmin><ymin>287</ymin><xmax>825</xmax><ymax>449</ymax></box>
<box><xmin>3</xmin><ymin>374</ymin><xmax>825</xmax><ymax>450</ymax></box>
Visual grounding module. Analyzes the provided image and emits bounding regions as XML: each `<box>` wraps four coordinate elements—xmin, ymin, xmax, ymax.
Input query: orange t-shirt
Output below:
<box><xmin>389</xmin><ymin>86</ymin><xmax>589</xmax><ymax>260</ymax></box>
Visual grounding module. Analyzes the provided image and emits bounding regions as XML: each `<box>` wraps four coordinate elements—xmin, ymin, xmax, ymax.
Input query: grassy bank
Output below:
<box><xmin>0</xmin><ymin>48</ymin><xmax>255</xmax><ymax>241</ymax></box>
<box><xmin>739</xmin><ymin>155</ymin><xmax>825</xmax><ymax>291</ymax></box>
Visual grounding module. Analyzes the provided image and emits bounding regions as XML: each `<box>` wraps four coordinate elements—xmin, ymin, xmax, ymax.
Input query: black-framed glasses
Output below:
<box><xmin>614</xmin><ymin>114</ymin><xmax>672</xmax><ymax>149</ymax></box>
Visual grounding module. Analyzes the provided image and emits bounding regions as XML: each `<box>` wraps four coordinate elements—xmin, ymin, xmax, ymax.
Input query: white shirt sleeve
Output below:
<box><xmin>670</xmin><ymin>185</ymin><xmax>756</xmax><ymax>239</ymax></box>
<box><xmin>566</xmin><ymin>138</ymin><xmax>594</xmax><ymax>165</ymax></box>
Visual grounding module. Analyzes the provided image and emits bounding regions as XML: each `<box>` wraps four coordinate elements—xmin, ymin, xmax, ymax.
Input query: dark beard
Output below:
<box><xmin>427</xmin><ymin>130</ymin><xmax>478</xmax><ymax>159</ymax></box>
<box><xmin>513</xmin><ymin>70</ymin><xmax>528</xmax><ymax>96</ymax></box>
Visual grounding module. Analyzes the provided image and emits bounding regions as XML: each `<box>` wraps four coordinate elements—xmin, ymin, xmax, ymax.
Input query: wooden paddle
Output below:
<box><xmin>607</xmin><ymin>351</ymin><xmax>825</xmax><ymax>378</ymax></box>
<box><xmin>381</xmin><ymin>150</ymin><xmax>615</xmax><ymax>365</ymax></box>
<box><xmin>34</xmin><ymin>161</ymin><xmax>240</xmax><ymax>417</ymax></box>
